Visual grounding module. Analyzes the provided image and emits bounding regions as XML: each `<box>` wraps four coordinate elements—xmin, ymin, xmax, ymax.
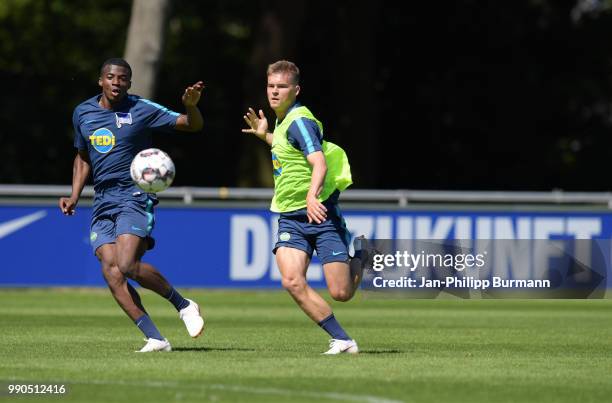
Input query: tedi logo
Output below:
<box><xmin>89</xmin><ymin>128</ymin><xmax>116</xmax><ymax>153</ymax></box>
<box><xmin>271</xmin><ymin>152</ymin><xmax>282</xmax><ymax>176</ymax></box>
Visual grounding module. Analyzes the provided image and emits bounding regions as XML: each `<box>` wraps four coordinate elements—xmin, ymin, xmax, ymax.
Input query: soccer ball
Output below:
<box><xmin>130</xmin><ymin>148</ymin><xmax>175</xmax><ymax>193</ymax></box>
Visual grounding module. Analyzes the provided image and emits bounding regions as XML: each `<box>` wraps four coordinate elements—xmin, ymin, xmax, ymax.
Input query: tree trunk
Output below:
<box><xmin>124</xmin><ymin>0</ymin><xmax>171</xmax><ymax>99</ymax></box>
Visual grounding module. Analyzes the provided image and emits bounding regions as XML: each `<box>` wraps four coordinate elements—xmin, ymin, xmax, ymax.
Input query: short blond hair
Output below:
<box><xmin>267</xmin><ymin>60</ymin><xmax>300</xmax><ymax>85</ymax></box>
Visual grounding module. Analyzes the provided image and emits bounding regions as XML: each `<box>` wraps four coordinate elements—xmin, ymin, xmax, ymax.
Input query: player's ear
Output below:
<box><xmin>98</xmin><ymin>77</ymin><xmax>102</xmax><ymax>88</ymax></box>
<box><xmin>295</xmin><ymin>85</ymin><xmax>301</xmax><ymax>96</ymax></box>
<box><xmin>127</xmin><ymin>80</ymin><xmax>132</xmax><ymax>90</ymax></box>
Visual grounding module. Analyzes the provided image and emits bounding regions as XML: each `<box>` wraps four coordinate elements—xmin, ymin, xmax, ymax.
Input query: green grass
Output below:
<box><xmin>0</xmin><ymin>289</ymin><xmax>611</xmax><ymax>402</ymax></box>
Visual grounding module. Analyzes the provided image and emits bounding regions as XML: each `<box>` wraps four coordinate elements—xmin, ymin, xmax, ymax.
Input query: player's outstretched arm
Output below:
<box><xmin>59</xmin><ymin>150</ymin><xmax>91</xmax><ymax>216</ymax></box>
<box><xmin>176</xmin><ymin>81</ymin><xmax>204</xmax><ymax>132</ymax></box>
<box><xmin>242</xmin><ymin>107</ymin><xmax>272</xmax><ymax>146</ymax></box>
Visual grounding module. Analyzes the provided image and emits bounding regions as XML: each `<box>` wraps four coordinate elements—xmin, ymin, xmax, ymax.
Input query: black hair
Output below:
<box><xmin>100</xmin><ymin>58</ymin><xmax>132</xmax><ymax>78</ymax></box>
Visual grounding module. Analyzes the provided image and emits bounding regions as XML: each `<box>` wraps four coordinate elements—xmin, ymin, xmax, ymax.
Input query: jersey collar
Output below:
<box><xmin>91</xmin><ymin>93</ymin><xmax>133</xmax><ymax>111</ymax></box>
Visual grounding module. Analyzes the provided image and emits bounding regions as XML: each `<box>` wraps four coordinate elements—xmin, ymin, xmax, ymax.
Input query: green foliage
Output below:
<box><xmin>0</xmin><ymin>0</ymin><xmax>131</xmax><ymax>182</ymax></box>
<box><xmin>3</xmin><ymin>1</ymin><xmax>612</xmax><ymax>189</ymax></box>
<box><xmin>0</xmin><ymin>0</ymin><xmax>129</xmax><ymax>74</ymax></box>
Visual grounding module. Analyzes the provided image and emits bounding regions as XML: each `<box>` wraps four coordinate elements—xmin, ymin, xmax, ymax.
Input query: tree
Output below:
<box><xmin>124</xmin><ymin>0</ymin><xmax>171</xmax><ymax>99</ymax></box>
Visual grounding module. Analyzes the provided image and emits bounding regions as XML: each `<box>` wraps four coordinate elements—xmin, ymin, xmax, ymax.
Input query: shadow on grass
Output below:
<box><xmin>359</xmin><ymin>349</ymin><xmax>404</xmax><ymax>354</ymax></box>
<box><xmin>172</xmin><ymin>347</ymin><xmax>256</xmax><ymax>352</ymax></box>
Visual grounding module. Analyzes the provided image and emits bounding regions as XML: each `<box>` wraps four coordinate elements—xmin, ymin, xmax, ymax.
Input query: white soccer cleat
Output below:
<box><xmin>136</xmin><ymin>338</ymin><xmax>172</xmax><ymax>353</ymax></box>
<box><xmin>323</xmin><ymin>339</ymin><xmax>359</xmax><ymax>355</ymax></box>
<box><xmin>179</xmin><ymin>299</ymin><xmax>205</xmax><ymax>338</ymax></box>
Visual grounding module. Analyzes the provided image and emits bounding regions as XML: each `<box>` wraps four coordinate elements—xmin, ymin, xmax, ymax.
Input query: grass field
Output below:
<box><xmin>0</xmin><ymin>289</ymin><xmax>611</xmax><ymax>403</ymax></box>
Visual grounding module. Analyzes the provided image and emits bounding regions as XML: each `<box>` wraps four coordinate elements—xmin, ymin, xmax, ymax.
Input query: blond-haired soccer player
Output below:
<box><xmin>243</xmin><ymin>60</ymin><xmax>369</xmax><ymax>354</ymax></box>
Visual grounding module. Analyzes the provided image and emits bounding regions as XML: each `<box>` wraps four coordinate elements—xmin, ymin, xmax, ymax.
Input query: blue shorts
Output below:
<box><xmin>89</xmin><ymin>186</ymin><xmax>157</xmax><ymax>254</ymax></box>
<box><xmin>273</xmin><ymin>200</ymin><xmax>351</xmax><ymax>264</ymax></box>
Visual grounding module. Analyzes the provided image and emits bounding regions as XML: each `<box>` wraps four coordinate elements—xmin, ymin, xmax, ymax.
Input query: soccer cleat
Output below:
<box><xmin>323</xmin><ymin>339</ymin><xmax>359</xmax><ymax>355</ymax></box>
<box><xmin>179</xmin><ymin>299</ymin><xmax>205</xmax><ymax>338</ymax></box>
<box><xmin>351</xmin><ymin>235</ymin><xmax>378</xmax><ymax>291</ymax></box>
<box><xmin>136</xmin><ymin>338</ymin><xmax>172</xmax><ymax>353</ymax></box>
<box><xmin>353</xmin><ymin>235</ymin><xmax>380</xmax><ymax>269</ymax></box>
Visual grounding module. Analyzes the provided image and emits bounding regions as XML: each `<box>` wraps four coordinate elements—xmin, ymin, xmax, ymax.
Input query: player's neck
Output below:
<box><xmin>274</xmin><ymin>105</ymin><xmax>292</xmax><ymax>121</ymax></box>
<box><xmin>275</xmin><ymin>110</ymin><xmax>288</xmax><ymax>121</ymax></box>
<box><xmin>274</xmin><ymin>101</ymin><xmax>299</xmax><ymax>121</ymax></box>
<box><xmin>98</xmin><ymin>95</ymin><xmax>124</xmax><ymax>110</ymax></box>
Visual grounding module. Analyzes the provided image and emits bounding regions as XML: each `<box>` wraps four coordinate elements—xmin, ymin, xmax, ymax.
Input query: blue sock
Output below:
<box><xmin>164</xmin><ymin>287</ymin><xmax>190</xmax><ymax>311</ymax></box>
<box><xmin>135</xmin><ymin>314</ymin><xmax>164</xmax><ymax>340</ymax></box>
<box><xmin>318</xmin><ymin>314</ymin><xmax>351</xmax><ymax>341</ymax></box>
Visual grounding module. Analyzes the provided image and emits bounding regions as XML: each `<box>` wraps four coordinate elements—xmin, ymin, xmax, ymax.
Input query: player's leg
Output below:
<box><xmin>323</xmin><ymin>248</ymin><xmax>372</xmax><ymax>300</ymax></box>
<box><xmin>275</xmin><ymin>211</ymin><xmax>357</xmax><ymax>354</ymax></box>
<box><xmin>322</xmin><ymin>261</ymin><xmax>353</xmax><ymax>302</ymax></box>
<box><xmin>111</xmin><ymin>234</ymin><xmax>172</xmax><ymax>351</ymax></box>
<box><xmin>316</xmin><ymin>203</ymin><xmax>361</xmax><ymax>301</ymax></box>
<box><xmin>116</xmin><ymin>236</ymin><xmax>172</xmax><ymax>297</ymax></box>
<box><xmin>275</xmin><ymin>213</ymin><xmax>335</xmax><ymax>322</ymax></box>
<box><xmin>135</xmin><ymin>261</ymin><xmax>187</xmax><ymax>307</ymax></box>
<box><xmin>278</xmin><ymin>248</ymin><xmax>356</xmax><ymax>353</ymax></box>
<box><xmin>115</xmin><ymin>198</ymin><xmax>204</xmax><ymax>338</ymax></box>
<box><xmin>112</xmin><ymin>194</ymin><xmax>171</xmax><ymax>296</ymax></box>
<box><xmin>276</xmin><ymin>246</ymin><xmax>332</xmax><ymax>322</ymax></box>
<box><xmin>97</xmin><ymin>243</ymin><xmax>146</xmax><ymax>320</ymax></box>
<box><xmin>127</xmin><ymin>281</ymin><xmax>147</xmax><ymax>315</ymax></box>
<box><xmin>312</xmin><ymin>261</ymin><xmax>358</xmax><ymax>354</ymax></box>
<box><xmin>113</xmin><ymin>237</ymin><xmax>192</xmax><ymax>312</ymax></box>
<box><xmin>135</xmin><ymin>261</ymin><xmax>205</xmax><ymax>338</ymax></box>
<box><xmin>96</xmin><ymin>242</ymin><xmax>170</xmax><ymax>352</ymax></box>
<box><xmin>91</xmin><ymin>215</ymin><xmax>148</xmax><ymax>318</ymax></box>
<box><xmin>114</xmin><ymin>236</ymin><xmax>186</xmax><ymax>307</ymax></box>
<box><xmin>313</xmin><ymin>204</ymin><xmax>359</xmax><ymax>354</ymax></box>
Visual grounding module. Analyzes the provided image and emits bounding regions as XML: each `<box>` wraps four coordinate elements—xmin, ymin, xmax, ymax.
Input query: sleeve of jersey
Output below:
<box><xmin>72</xmin><ymin>108</ymin><xmax>87</xmax><ymax>150</ymax></box>
<box><xmin>287</xmin><ymin>118</ymin><xmax>323</xmax><ymax>157</ymax></box>
<box><xmin>139</xmin><ymin>98</ymin><xmax>181</xmax><ymax>131</ymax></box>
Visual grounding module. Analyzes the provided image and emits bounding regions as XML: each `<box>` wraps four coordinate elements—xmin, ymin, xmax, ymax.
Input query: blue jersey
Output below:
<box><xmin>73</xmin><ymin>94</ymin><xmax>179</xmax><ymax>192</ymax></box>
<box><xmin>285</xmin><ymin>103</ymin><xmax>323</xmax><ymax>157</ymax></box>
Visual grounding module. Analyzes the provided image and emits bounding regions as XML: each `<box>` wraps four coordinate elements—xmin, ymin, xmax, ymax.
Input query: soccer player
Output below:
<box><xmin>242</xmin><ymin>60</ymin><xmax>368</xmax><ymax>354</ymax></box>
<box><xmin>59</xmin><ymin>58</ymin><xmax>205</xmax><ymax>352</ymax></box>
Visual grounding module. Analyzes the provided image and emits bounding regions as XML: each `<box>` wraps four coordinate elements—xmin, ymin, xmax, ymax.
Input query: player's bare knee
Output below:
<box><xmin>281</xmin><ymin>275</ymin><xmax>307</xmax><ymax>295</ymax></box>
<box><xmin>101</xmin><ymin>264</ymin><xmax>123</xmax><ymax>287</ymax></box>
<box><xmin>101</xmin><ymin>263</ymin><xmax>115</xmax><ymax>278</ymax></box>
<box><xmin>330</xmin><ymin>287</ymin><xmax>353</xmax><ymax>302</ymax></box>
<box><xmin>117</xmin><ymin>261</ymin><xmax>140</xmax><ymax>280</ymax></box>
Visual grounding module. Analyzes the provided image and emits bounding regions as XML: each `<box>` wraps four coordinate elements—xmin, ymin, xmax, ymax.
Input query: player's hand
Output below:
<box><xmin>182</xmin><ymin>81</ymin><xmax>204</xmax><ymax>106</ymax></box>
<box><xmin>242</xmin><ymin>108</ymin><xmax>268</xmax><ymax>141</ymax></box>
<box><xmin>306</xmin><ymin>194</ymin><xmax>327</xmax><ymax>224</ymax></box>
<box><xmin>59</xmin><ymin>197</ymin><xmax>78</xmax><ymax>216</ymax></box>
